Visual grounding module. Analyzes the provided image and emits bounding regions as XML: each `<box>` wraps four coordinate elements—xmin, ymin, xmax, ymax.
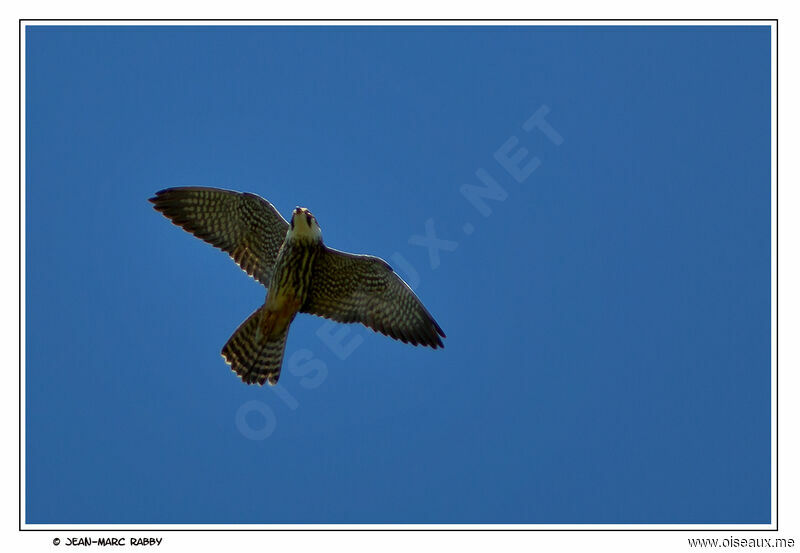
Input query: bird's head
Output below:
<box><xmin>289</xmin><ymin>207</ymin><xmax>322</xmax><ymax>242</ymax></box>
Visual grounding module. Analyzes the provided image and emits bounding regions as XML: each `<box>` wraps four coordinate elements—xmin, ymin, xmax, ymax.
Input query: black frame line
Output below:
<box><xmin>18</xmin><ymin>18</ymin><xmax>779</xmax><ymax>533</ymax></box>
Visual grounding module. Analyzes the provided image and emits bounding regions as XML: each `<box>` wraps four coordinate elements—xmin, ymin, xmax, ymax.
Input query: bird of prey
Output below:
<box><xmin>150</xmin><ymin>187</ymin><xmax>445</xmax><ymax>385</ymax></box>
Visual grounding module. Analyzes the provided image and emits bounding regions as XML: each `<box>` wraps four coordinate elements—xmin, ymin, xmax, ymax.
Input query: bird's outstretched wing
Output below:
<box><xmin>150</xmin><ymin>187</ymin><xmax>289</xmax><ymax>286</ymax></box>
<box><xmin>301</xmin><ymin>247</ymin><xmax>445</xmax><ymax>348</ymax></box>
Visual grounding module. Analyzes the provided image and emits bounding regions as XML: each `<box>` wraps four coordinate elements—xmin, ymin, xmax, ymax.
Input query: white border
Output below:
<box><xmin>17</xmin><ymin>19</ymin><xmax>777</xmax><ymax>25</ymax></box>
<box><xmin>19</xmin><ymin>19</ymin><xmax>778</xmax><ymax>533</ymax></box>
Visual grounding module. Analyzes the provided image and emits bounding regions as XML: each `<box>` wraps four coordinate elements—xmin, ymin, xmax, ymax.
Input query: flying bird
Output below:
<box><xmin>149</xmin><ymin>187</ymin><xmax>445</xmax><ymax>385</ymax></box>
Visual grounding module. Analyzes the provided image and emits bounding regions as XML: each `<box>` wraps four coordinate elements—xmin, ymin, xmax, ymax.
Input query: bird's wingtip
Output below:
<box><xmin>149</xmin><ymin>188</ymin><xmax>171</xmax><ymax>204</ymax></box>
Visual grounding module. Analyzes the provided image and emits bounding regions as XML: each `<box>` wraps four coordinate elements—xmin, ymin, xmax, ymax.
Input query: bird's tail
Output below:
<box><xmin>221</xmin><ymin>306</ymin><xmax>289</xmax><ymax>385</ymax></box>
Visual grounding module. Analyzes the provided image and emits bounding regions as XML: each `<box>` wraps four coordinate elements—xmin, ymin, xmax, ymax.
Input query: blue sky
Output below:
<box><xmin>25</xmin><ymin>25</ymin><xmax>771</xmax><ymax>524</ymax></box>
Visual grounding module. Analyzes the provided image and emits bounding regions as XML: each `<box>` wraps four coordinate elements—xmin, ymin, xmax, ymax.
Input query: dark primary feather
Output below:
<box><xmin>301</xmin><ymin>247</ymin><xmax>445</xmax><ymax>348</ymax></box>
<box><xmin>149</xmin><ymin>187</ymin><xmax>289</xmax><ymax>286</ymax></box>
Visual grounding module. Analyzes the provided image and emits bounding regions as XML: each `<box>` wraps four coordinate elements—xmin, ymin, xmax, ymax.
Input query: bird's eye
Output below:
<box><xmin>306</xmin><ymin>214</ymin><xmax>312</xmax><ymax>226</ymax></box>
